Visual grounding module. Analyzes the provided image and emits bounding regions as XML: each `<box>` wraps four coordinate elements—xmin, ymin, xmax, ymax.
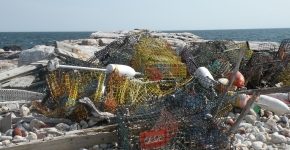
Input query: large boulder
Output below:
<box><xmin>18</xmin><ymin>45</ymin><xmax>54</xmax><ymax>67</ymax></box>
<box><xmin>3</xmin><ymin>45</ymin><xmax>22</xmax><ymax>51</ymax></box>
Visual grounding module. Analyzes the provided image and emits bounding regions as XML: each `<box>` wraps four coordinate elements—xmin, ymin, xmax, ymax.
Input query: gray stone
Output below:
<box><xmin>239</xmin><ymin>123</ymin><xmax>252</xmax><ymax>130</ymax></box>
<box><xmin>281</xmin><ymin>116</ymin><xmax>289</xmax><ymax>123</ymax></box>
<box><xmin>88</xmin><ymin>120</ymin><xmax>97</xmax><ymax>127</ymax></box>
<box><xmin>100</xmin><ymin>143</ymin><xmax>107</xmax><ymax>149</ymax></box>
<box><xmin>26</xmin><ymin>132</ymin><xmax>37</xmax><ymax>140</ymax></box>
<box><xmin>30</xmin><ymin>119</ymin><xmax>46</xmax><ymax>130</ymax></box>
<box><xmin>248</xmin><ymin>133</ymin><xmax>256</xmax><ymax>141</ymax></box>
<box><xmin>242</xmin><ymin>140</ymin><xmax>252</xmax><ymax>147</ymax></box>
<box><xmin>19</xmin><ymin>107</ymin><xmax>30</xmax><ymax>117</ymax></box>
<box><xmin>13</xmin><ymin>135</ymin><xmax>23</xmax><ymax>140</ymax></box>
<box><xmin>245</xmin><ymin>115</ymin><xmax>256</xmax><ymax>124</ymax></box>
<box><xmin>69</xmin><ymin>123</ymin><xmax>80</xmax><ymax>131</ymax></box>
<box><xmin>22</xmin><ymin>122</ymin><xmax>30</xmax><ymax>131</ymax></box>
<box><xmin>235</xmin><ymin>134</ymin><xmax>245</xmax><ymax>142</ymax></box>
<box><xmin>5</xmin><ymin>103</ymin><xmax>19</xmax><ymax>111</ymax></box>
<box><xmin>78</xmin><ymin>148</ymin><xmax>87</xmax><ymax>150</ymax></box>
<box><xmin>5</xmin><ymin>129</ymin><xmax>13</xmax><ymax>136</ymax></box>
<box><xmin>18</xmin><ymin>45</ymin><xmax>54</xmax><ymax>67</ymax></box>
<box><xmin>98</xmin><ymin>38</ymin><xmax>115</xmax><ymax>46</ymax></box>
<box><xmin>92</xmin><ymin>145</ymin><xmax>100</xmax><ymax>150</ymax></box>
<box><xmin>55</xmin><ymin>123</ymin><xmax>70</xmax><ymax>131</ymax></box>
<box><xmin>2</xmin><ymin>140</ymin><xmax>11</xmax><ymax>145</ymax></box>
<box><xmin>255</xmin><ymin>133</ymin><xmax>267</xmax><ymax>142</ymax></box>
<box><xmin>259</xmin><ymin>126</ymin><xmax>266</xmax><ymax>132</ymax></box>
<box><xmin>272</xmin><ymin>126</ymin><xmax>280</xmax><ymax>132</ymax></box>
<box><xmin>255</xmin><ymin>121</ymin><xmax>263</xmax><ymax>127</ymax></box>
<box><xmin>0</xmin><ymin>136</ymin><xmax>12</xmax><ymax>140</ymax></box>
<box><xmin>252</xmin><ymin>141</ymin><xmax>266</xmax><ymax>150</ymax></box>
<box><xmin>271</xmin><ymin>133</ymin><xmax>287</xmax><ymax>144</ymax></box>
<box><xmin>267</xmin><ymin>118</ymin><xmax>277</xmax><ymax>127</ymax></box>
<box><xmin>81</xmin><ymin>39</ymin><xmax>98</xmax><ymax>46</ymax></box>
<box><xmin>273</xmin><ymin>115</ymin><xmax>280</xmax><ymax>121</ymax></box>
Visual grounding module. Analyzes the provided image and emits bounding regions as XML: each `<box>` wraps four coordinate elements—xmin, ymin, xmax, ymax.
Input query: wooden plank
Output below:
<box><xmin>5</xmin><ymin>132</ymin><xmax>117</xmax><ymax>150</ymax></box>
<box><xmin>1</xmin><ymin>75</ymin><xmax>35</xmax><ymax>88</ymax></box>
<box><xmin>0</xmin><ymin>60</ymin><xmax>48</xmax><ymax>83</ymax></box>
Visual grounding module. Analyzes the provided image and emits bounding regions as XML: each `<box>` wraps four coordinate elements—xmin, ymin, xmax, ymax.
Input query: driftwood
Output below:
<box><xmin>5</xmin><ymin>124</ymin><xmax>117</xmax><ymax>150</ymax></box>
<box><xmin>1</xmin><ymin>75</ymin><xmax>35</xmax><ymax>88</ymax></box>
<box><xmin>12</xmin><ymin>117</ymin><xmax>73</xmax><ymax>125</ymax></box>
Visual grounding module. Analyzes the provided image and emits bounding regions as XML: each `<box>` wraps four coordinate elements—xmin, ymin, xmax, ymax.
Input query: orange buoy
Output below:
<box><xmin>227</xmin><ymin>71</ymin><xmax>245</xmax><ymax>87</ymax></box>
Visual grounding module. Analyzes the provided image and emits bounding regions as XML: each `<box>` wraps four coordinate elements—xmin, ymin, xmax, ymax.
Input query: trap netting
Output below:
<box><xmin>116</xmin><ymin>76</ymin><xmax>237</xmax><ymax>150</ymax></box>
<box><xmin>183</xmin><ymin>40</ymin><xmax>252</xmax><ymax>80</ymax></box>
<box><xmin>242</xmin><ymin>39</ymin><xmax>290</xmax><ymax>88</ymax></box>
<box><xmin>33</xmin><ymin>69</ymin><xmax>106</xmax><ymax>122</ymax></box>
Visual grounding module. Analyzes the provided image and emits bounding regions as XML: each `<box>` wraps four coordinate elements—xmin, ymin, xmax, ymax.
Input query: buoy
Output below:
<box><xmin>195</xmin><ymin>67</ymin><xmax>215</xmax><ymax>89</ymax></box>
<box><xmin>256</xmin><ymin>95</ymin><xmax>290</xmax><ymax>115</ymax></box>
<box><xmin>227</xmin><ymin>71</ymin><xmax>245</xmax><ymax>87</ymax></box>
<box><xmin>231</xmin><ymin>94</ymin><xmax>251</xmax><ymax>108</ymax></box>
<box><xmin>106</xmin><ymin>64</ymin><xmax>141</xmax><ymax>78</ymax></box>
<box><xmin>265</xmin><ymin>92</ymin><xmax>290</xmax><ymax>102</ymax></box>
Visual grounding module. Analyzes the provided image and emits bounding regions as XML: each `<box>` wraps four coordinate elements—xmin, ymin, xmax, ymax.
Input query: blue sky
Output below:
<box><xmin>0</xmin><ymin>0</ymin><xmax>289</xmax><ymax>32</ymax></box>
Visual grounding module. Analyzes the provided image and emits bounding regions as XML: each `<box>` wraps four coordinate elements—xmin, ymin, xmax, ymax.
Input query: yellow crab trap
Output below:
<box><xmin>33</xmin><ymin>69</ymin><xmax>106</xmax><ymax>122</ymax></box>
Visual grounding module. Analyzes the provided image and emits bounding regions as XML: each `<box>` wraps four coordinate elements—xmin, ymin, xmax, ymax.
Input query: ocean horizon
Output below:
<box><xmin>1</xmin><ymin>28</ymin><xmax>290</xmax><ymax>50</ymax></box>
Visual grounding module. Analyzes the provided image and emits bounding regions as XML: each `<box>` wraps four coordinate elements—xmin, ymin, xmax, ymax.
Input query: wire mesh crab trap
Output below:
<box><xmin>242</xmin><ymin>39</ymin><xmax>290</xmax><ymax>88</ymax></box>
<box><xmin>116</xmin><ymin>76</ymin><xmax>237</xmax><ymax>150</ymax></box>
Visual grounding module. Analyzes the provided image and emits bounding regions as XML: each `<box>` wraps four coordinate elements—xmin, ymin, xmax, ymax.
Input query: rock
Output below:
<box><xmin>18</xmin><ymin>45</ymin><xmax>54</xmax><ymax>67</ymax></box>
<box><xmin>0</xmin><ymin>49</ymin><xmax>4</xmax><ymax>52</ymax></box>
<box><xmin>255</xmin><ymin>133</ymin><xmax>267</xmax><ymax>142</ymax></box>
<box><xmin>252</xmin><ymin>141</ymin><xmax>266</xmax><ymax>150</ymax></box>
<box><xmin>248</xmin><ymin>133</ymin><xmax>256</xmax><ymax>141</ymax></box>
<box><xmin>0</xmin><ymin>62</ymin><xmax>17</xmax><ymax>73</ymax></box>
<box><xmin>26</xmin><ymin>132</ymin><xmax>37</xmax><ymax>140</ymax></box>
<box><xmin>78</xmin><ymin>148</ymin><xmax>87</xmax><ymax>150</ymax></box>
<box><xmin>242</xmin><ymin>141</ymin><xmax>252</xmax><ymax>147</ymax></box>
<box><xmin>239</xmin><ymin>123</ymin><xmax>252</xmax><ymax>130</ymax></box>
<box><xmin>90</xmin><ymin>31</ymin><xmax>124</xmax><ymax>39</ymax></box>
<box><xmin>5</xmin><ymin>129</ymin><xmax>13</xmax><ymax>136</ymax></box>
<box><xmin>1</xmin><ymin>106</ymin><xmax>9</xmax><ymax>112</ymax></box>
<box><xmin>13</xmin><ymin>135</ymin><xmax>23</xmax><ymax>140</ymax></box>
<box><xmin>111</xmin><ymin>142</ymin><xmax>118</xmax><ymax>148</ymax></box>
<box><xmin>255</xmin><ymin>121</ymin><xmax>263</xmax><ymax>127</ymax></box>
<box><xmin>272</xmin><ymin>125</ymin><xmax>280</xmax><ymax>133</ymax></box>
<box><xmin>13</xmin><ymin>127</ymin><xmax>22</xmax><ymax>137</ymax></box>
<box><xmin>245</xmin><ymin>115</ymin><xmax>256</xmax><ymax>124</ymax></box>
<box><xmin>81</xmin><ymin>39</ymin><xmax>98</xmax><ymax>46</ymax></box>
<box><xmin>259</xmin><ymin>126</ymin><xmax>266</xmax><ymax>132</ymax></box>
<box><xmin>88</xmin><ymin>120</ymin><xmax>97</xmax><ymax>127</ymax></box>
<box><xmin>281</xmin><ymin>116</ymin><xmax>288</xmax><ymax>123</ymax></box>
<box><xmin>30</xmin><ymin>119</ymin><xmax>47</xmax><ymax>130</ymax></box>
<box><xmin>280</xmin><ymin>128</ymin><xmax>290</xmax><ymax>135</ymax></box>
<box><xmin>80</xmin><ymin>120</ymin><xmax>88</xmax><ymax>129</ymax></box>
<box><xmin>70</xmin><ymin>123</ymin><xmax>80</xmax><ymax>131</ymax></box>
<box><xmin>267</xmin><ymin>118</ymin><xmax>277</xmax><ymax>128</ymax></box>
<box><xmin>3</xmin><ymin>45</ymin><xmax>22</xmax><ymax>51</ymax></box>
<box><xmin>271</xmin><ymin>133</ymin><xmax>287</xmax><ymax>144</ymax></box>
<box><xmin>100</xmin><ymin>143</ymin><xmax>107</xmax><ymax>149</ymax></box>
<box><xmin>92</xmin><ymin>145</ymin><xmax>100</xmax><ymax>150</ymax></box>
<box><xmin>21</xmin><ymin>130</ymin><xmax>28</xmax><ymax>137</ymax></box>
<box><xmin>22</xmin><ymin>122</ymin><xmax>30</xmax><ymax>131</ymax></box>
<box><xmin>2</xmin><ymin>140</ymin><xmax>11</xmax><ymax>145</ymax></box>
<box><xmin>0</xmin><ymin>136</ymin><xmax>12</xmax><ymax>140</ymax></box>
<box><xmin>235</xmin><ymin>134</ymin><xmax>245</xmax><ymax>142</ymax></box>
<box><xmin>19</xmin><ymin>107</ymin><xmax>30</xmax><ymax>117</ymax></box>
<box><xmin>273</xmin><ymin>115</ymin><xmax>280</xmax><ymax>121</ymax></box>
<box><xmin>55</xmin><ymin>123</ymin><xmax>70</xmax><ymax>131</ymax></box>
<box><xmin>37</xmin><ymin>133</ymin><xmax>46</xmax><ymax>139</ymax></box>
<box><xmin>5</xmin><ymin>103</ymin><xmax>19</xmax><ymax>111</ymax></box>
<box><xmin>98</xmin><ymin>38</ymin><xmax>115</xmax><ymax>46</ymax></box>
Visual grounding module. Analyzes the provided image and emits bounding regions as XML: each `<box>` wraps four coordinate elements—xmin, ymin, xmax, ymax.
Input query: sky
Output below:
<box><xmin>0</xmin><ymin>0</ymin><xmax>289</xmax><ymax>32</ymax></box>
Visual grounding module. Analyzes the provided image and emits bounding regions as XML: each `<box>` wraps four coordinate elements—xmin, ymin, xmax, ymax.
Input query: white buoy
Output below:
<box><xmin>256</xmin><ymin>95</ymin><xmax>290</xmax><ymax>115</ymax></box>
<box><xmin>265</xmin><ymin>92</ymin><xmax>290</xmax><ymax>101</ymax></box>
<box><xmin>195</xmin><ymin>67</ymin><xmax>215</xmax><ymax>89</ymax></box>
<box><xmin>106</xmin><ymin>64</ymin><xmax>141</xmax><ymax>78</ymax></box>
